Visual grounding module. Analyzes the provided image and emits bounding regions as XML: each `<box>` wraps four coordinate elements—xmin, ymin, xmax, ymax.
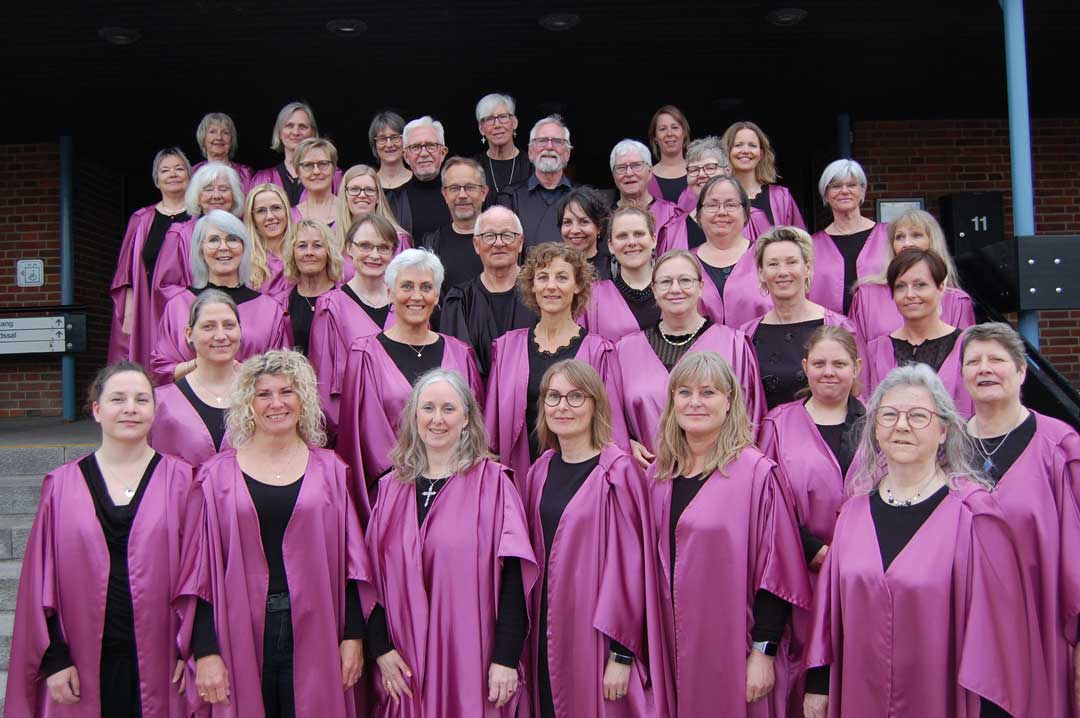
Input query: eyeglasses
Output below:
<box><xmin>827</xmin><ymin>181</ymin><xmax>861</xmax><ymax>192</ymax></box>
<box><xmin>205</xmin><ymin>236</ymin><xmax>243</xmax><ymax>249</ymax></box>
<box><xmin>444</xmin><ymin>183</ymin><xmax>484</xmax><ymax>195</ymax></box>
<box><xmin>543</xmin><ymin>389</ymin><xmax>588</xmax><ymax>408</ymax></box>
<box><xmin>375</xmin><ymin>134</ymin><xmax>402</xmax><ymax>147</ymax></box>
<box><xmin>480</xmin><ymin>112</ymin><xmax>514</xmax><ymax>127</ymax></box>
<box><xmin>875</xmin><ymin>406</ymin><xmax>939</xmax><ymax>429</ymax></box>
<box><xmin>687</xmin><ymin>162</ymin><xmax>725</xmax><ymax>177</ymax></box>
<box><xmin>613</xmin><ymin>161</ymin><xmax>647</xmax><ymax>177</ymax></box>
<box><xmin>530</xmin><ymin>137</ymin><xmax>570</xmax><ymax>148</ymax></box>
<box><xmin>351</xmin><ymin>240</ymin><xmax>393</xmax><ymax>256</ymax></box>
<box><xmin>252</xmin><ymin>203</ymin><xmax>286</xmax><ymax>216</ymax></box>
<box><xmin>701</xmin><ymin>200</ymin><xmax>744</xmax><ymax>215</ymax></box>
<box><xmin>345</xmin><ymin>186</ymin><xmax>378</xmax><ymax>198</ymax></box>
<box><xmin>477</xmin><ymin>231</ymin><xmax>522</xmax><ymax>246</ymax></box>
<box><xmin>653</xmin><ymin>276</ymin><xmax>700</xmax><ymax>293</ymax></box>
<box><xmin>404</xmin><ymin>142</ymin><xmax>444</xmax><ymax>155</ymax></box>
<box><xmin>298</xmin><ymin>160</ymin><xmax>333</xmax><ymax>173</ymax></box>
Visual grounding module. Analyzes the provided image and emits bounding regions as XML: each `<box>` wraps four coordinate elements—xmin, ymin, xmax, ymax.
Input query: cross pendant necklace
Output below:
<box><xmin>422</xmin><ymin>479</ymin><xmax>439</xmax><ymax>507</ymax></box>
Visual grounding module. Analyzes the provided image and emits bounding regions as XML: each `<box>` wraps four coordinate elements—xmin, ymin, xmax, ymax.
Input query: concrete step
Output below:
<box><xmin>0</xmin><ymin>516</ymin><xmax>32</xmax><ymax>562</ymax></box>
<box><xmin>0</xmin><ymin>562</ymin><xmax>21</xmax><ymax>614</ymax></box>
<box><xmin>0</xmin><ymin>480</ymin><xmax>46</xmax><ymax>518</ymax></box>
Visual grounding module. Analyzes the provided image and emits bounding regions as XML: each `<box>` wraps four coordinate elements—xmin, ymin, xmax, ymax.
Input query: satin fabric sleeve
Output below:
<box><xmin>335</xmin><ymin>342</ymin><xmax>385</xmax><ymax>518</ymax></box>
<box><xmin>737</xmin><ymin>329</ymin><xmax>768</xmax><ymax>433</ymax></box>
<box><xmin>150</xmin><ymin>297</ymin><xmax>190</xmax><ymax>385</ymax></box>
<box><xmin>595</xmin><ymin>340</ymin><xmax>631</xmax><ymax>450</ymax></box>
<box><xmin>754</xmin><ymin>462</ymin><xmax>814</xmax><ymax>610</ymax></box>
<box><xmin>1057</xmin><ymin>429</ymin><xmax>1080</xmax><ymax>643</ymax></box>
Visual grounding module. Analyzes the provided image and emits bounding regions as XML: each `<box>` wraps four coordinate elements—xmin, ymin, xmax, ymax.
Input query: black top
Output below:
<box><xmin>891</xmin><ymin>328</ymin><xmax>962</xmax><ymax>373</ymax></box>
<box><xmin>870</xmin><ymin>484</ymin><xmax>949</xmax><ymax>571</ymax></box>
<box><xmin>403</xmin><ymin>175</ymin><xmax>451</xmax><ymax>241</ymax></box>
<box><xmin>342</xmin><ymin>283</ymin><xmax>390</xmax><ymax>329</ymax></box>
<box><xmin>176</xmin><ymin>377</ymin><xmax>227</xmax><ymax>450</ymax></box>
<box><xmin>655</xmin><ymin>175</ymin><xmax>688</xmax><ymax>204</ymax></box>
<box><xmin>440</xmin><ymin>277</ymin><xmax>538</xmax><ymax>377</ymax></box>
<box><xmin>668</xmin><ymin>474</ymin><xmax>790</xmax><ymax>643</ymax></box>
<box><xmin>750</xmin><ymin>184</ymin><xmax>774</xmax><ymax>226</ymax></box>
<box><xmin>752</xmin><ymin>319</ymin><xmax>825</xmax><ymax>409</ymax></box>
<box><xmin>422</xmin><ymin>224</ymin><xmax>484</xmax><ymax>291</ymax></box>
<box><xmin>142</xmin><ymin>209</ymin><xmax>189</xmax><ymax>281</ymax></box>
<box><xmin>377</xmin><ymin>333</ymin><xmax>445</xmax><ymax>386</ymax></box>
<box><xmin>190</xmin><ymin>283</ymin><xmax>260</xmax><ymax>305</ymax></box>
<box><xmin>276</xmin><ymin>163</ymin><xmax>305</xmax><ymax>206</ymax></box>
<box><xmin>287</xmin><ymin>286</ymin><xmax>325</xmax><ymax>355</ymax></box>
<box><xmin>970</xmin><ymin>412</ymin><xmax>1037</xmax><ymax>484</ymax></box>
<box><xmin>474</xmin><ymin>151</ymin><xmax>532</xmax><ymax>195</ymax></box>
<box><xmin>613</xmin><ymin>273</ymin><xmax>660</xmax><ymax>331</ymax></box>
<box><xmin>526</xmin><ymin>326</ymin><xmax>586</xmax><ymax>461</ymax></box>
<box><xmin>496</xmin><ymin>174</ymin><xmax>573</xmax><ymax>248</ymax></box>
<box><xmin>540</xmin><ymin>453</ymin><xmax>602</xmax><ymax>557</ymax></box>
<box><xmin>644</xmin><ymin>320</ymin><xmax>712</xmax><ymax>371</ymax></box>
<box><xmin>589</xmin><ymin>247</ymin><xmax>614</xmax><ymax>282</ymax></box>
<box><xmin>243</xmin><ymin>472</ymin><xmax>304</xmax><ymax>595</ymax></box>
<box><xmin>700</xmin><ymin>260</ymin><xmax>736</xmax><ymax>299</ymax></box>
<box><xmin>685</xmin><ymin>215</ymin><xmax>707</xmax><ymax>250</ymax></box>
<box><xmin>827</xmin><ymin>228</ymin><xmax>874</xmax><ymax>314</ymax></box>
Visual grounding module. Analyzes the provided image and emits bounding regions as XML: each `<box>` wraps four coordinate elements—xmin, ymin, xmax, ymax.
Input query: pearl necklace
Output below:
<box><xmin>658</xmin><ymin>318</ymin><xmax>705</xmax><ymax>347</ymax></box>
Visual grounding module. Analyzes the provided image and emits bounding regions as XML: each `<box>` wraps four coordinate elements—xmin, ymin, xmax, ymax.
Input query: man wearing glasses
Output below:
<box><xmin>421</xmin><ymin>157</ymin><xmax>490</xmax><ymax>291</ymax></box>
<box><xmin>496</xmin><ymin>115</ymin><xmax>574</xmax><ymax>248</ymax></box>
<box><xmin>398</xmin><ymin>115</ymin><xmax>452</xmax><ymax>240</ymax></box>
<box><xmin>610</xmin><ymin>138</ymin><xmax>688</xmax><ymax>253</ymax></box>
<box><xmin>441</xmin><ymin>206</ymin><xmax>538</xmax><ymax>376</ymax></box>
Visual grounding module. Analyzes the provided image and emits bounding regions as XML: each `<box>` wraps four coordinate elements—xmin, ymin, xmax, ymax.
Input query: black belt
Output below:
<box><xmin>266</xmin><ymin>592</ymin><xmax>291</xmax><ymax>613</ymax></box>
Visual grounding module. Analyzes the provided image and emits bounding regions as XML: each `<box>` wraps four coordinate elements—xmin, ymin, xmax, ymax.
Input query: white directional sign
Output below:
<box><xmin>0</xmin><ymin>316</ymin><xmax>67</xmax><ymax>354</ymax></box>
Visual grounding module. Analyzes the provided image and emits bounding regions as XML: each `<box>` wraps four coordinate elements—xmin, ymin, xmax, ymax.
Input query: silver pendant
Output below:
<box><xmin>124</xmin><ymin>487</ymin><xmax>136</xmax><ymax>499</ymax></box>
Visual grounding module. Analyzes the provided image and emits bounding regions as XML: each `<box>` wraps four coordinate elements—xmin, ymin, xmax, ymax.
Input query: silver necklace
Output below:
<box><xmin>882</xmin><ymin>469</ymin><xmax>940</xmax><ymax>507</ymax></box>
<box><xmin>406</xmin><ymin>343</ymin><xmax>426</xmax><ymax>358</ymax></box>
<box><xmin>487</xmin><ymin>154</ymin><xmax>517</xmax><ymax>194</ymax></box>
<box><xmin>972</xmin><ymin>411</ymin><xmax>1024</xmax><ymax>472</ymax></box>
<box><xmin>421</xmin><ymin>476</ymin><xmax>447</xmax><ymax>507</ymax></box>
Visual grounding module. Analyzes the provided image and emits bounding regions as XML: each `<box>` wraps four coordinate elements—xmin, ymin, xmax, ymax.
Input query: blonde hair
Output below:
<box><xmin>654</xmin><ymin>352</ymin><xmax>754</xmax><ymax>480</ymax></box>
<box><xmin>334</xmin><ymin>164</ymin><xmax>407</xmax><ymax>246</ymax></box>
<box><xmin>283</xmin><ymin>219</ymin><xmax>344</xmax><ymax>284</ymax></box>
<box><xmin>294</xmin><ymin>137</ymin><xmax>339</xmax><ymax>179</ymax></box>
<box><xmin>652</xmin><ymin>249</ymin><xmax>704</xmax><ymax>283</ymax></box>
<box><xmin>517</xmin><ymin>242</ymin><xmax>595</xmax><ymax>319</ymax></box>
<box><xmin>858</xmin><ymin>209</ymin><xmax>962</xmax><ymax>289</ymax></box>
<box><xmin>609</xmin><ymin>205</ymin><xmax>656</xmax><ymax>238</ymax></box>
<box><xmin>226</xmin><ymin>350</ymin><xmax>326</xmax><ymax>448</ymax></box>
<box><xmin>243</xmin><ymin>184</ymin><xmax>293</xmax><ymax>290</ymax></box>
<box><xmin>389</xmin><ymin>369</ymin><xmax>493</xmax><ymax>483</ymax></box>
<box><xmin>797</xmin><ymin>325</ymin><xmax>863</xmax><ymax>399</ymax></box>
<box><xmin>721</xmin><ymin>121</ymin><xmax>779</xmax><ymax>184</ymax></box>
<box><xmin>754</xmin><ymin>225</ymin><xmax>815</xmax><ymax>296</ymax></box>
<box><xmin>534</xmin><ymin>360</ymin><xmax>614</xmax><ymax>453</ymax></box>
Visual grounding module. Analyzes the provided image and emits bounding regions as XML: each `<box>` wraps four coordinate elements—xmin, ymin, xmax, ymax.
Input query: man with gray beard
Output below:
<box><xmin>496</xmin><ymin>115</ymin><xmax>574</xmax><ymax>247</ymax></box>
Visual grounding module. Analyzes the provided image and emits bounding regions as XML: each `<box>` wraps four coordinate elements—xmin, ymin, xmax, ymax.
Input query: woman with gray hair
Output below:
<box><xmin>363</xmin><ymin>368</ymin><xmax>537</xmax><ymax>715</ymax></box>
<box><xmin>108</xmin><ymin>147</ymin><xmax>192</xmax><ymax>368</ymax></box>
<box><xmin>961</xmin><ymin>322</ymin><xmax>1080</xmax><ymax>717</ymax></box>
<box><xmin>473</xmin><ymin>92</ymin><xmax>531</xmax><ymax>194</ymax></box>
<box><xmin>610</xmin><ymin>138</ymin><xmax>687</xmax><ymax>254</ymax></box>
<box><xmin>336</xmin><ymin>249</ymin><xmax>482</xmax><ymax>506</ymax></box>
<box><xmin>150</xmin><ymin>210</ymin><xmax>288</xmax><ymax>385</ymax></box>
<box><xmin>191</xmin><ymin>111</ymin><xmax>254</xmax><ymax>190</ymax></box>
<box><xmin>179</xmin><ymin>349</ymin><xmax>375</xmax><ymax>717</ymax></box>
<box><xmin>678</xmin><ymin>136</ymin><xmax>730</xmax><ymax>251</ymax></box>
<box><xmin>803</xmin><ymin>362</ymin><xmax>1036</xmax><ymax>718</ymax></box>
<box><xmin>369</xmin><ymin>110</ymin><xmax>412</xmax><ymax>198</ymax></box>
<box><xmin>251</xmin><ymin>101</ymin><xmax>342</xmax><ymax>205</ymax></box>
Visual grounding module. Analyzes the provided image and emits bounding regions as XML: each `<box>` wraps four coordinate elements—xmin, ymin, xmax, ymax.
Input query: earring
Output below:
<box><xmin>247</xmin><ymin>418</ymin><xmax>256</xmax><ymax>432</ymax></box>
<box><xmin>804</xmin><ymin>276</ymin><xmax>812</xmax><ymax>294</ymax></box>
<box><xmin>759</xmin><ymin>282</ymin><xmax>770</xmax><ymax>297</ymax></box>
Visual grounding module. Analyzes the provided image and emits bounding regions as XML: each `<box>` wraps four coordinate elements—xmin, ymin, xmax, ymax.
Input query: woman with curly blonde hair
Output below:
<box><xmin>647</xmin><ymin>351</ymin><xmax>811</xmax><ymax>718</ymax></box>
<box><xmin>485</xmin><ymin>242</ymin><xmax>628</xmax><ymax>492</ymax></box>
<box><xmin>178</xmin><ymin>350</ymin><xmax>375</xmax><ymax>717</ymax></box>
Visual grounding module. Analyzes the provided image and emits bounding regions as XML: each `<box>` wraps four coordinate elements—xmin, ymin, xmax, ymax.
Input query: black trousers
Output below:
<box><xmin>100</xmin><ymin>646</ymin><xmax>142</xmax><ymax>718</ymax></box>
<box><xmin>262</xmin><ymin>595</ymin><xmax>295</xmax><ymax>718</ymax></box>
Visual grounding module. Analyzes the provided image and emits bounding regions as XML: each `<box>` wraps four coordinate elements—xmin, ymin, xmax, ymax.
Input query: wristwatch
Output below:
<box><xmin>610</xmin><ymin>651</ymin><xmax>634</xmax><ymax>665</ymax></box>
<box><xmin>751</xmin><ymin>640</ymin><xmax>779</xmax><ymax>657</ymax></box>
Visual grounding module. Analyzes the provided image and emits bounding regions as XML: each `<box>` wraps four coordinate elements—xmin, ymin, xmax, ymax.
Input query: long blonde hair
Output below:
<box><xmin>654</xmin><ymin>352</ymin><xmax>754</xmax><ymax>480</ymax></box>
<box><xmin>283</xmin><ymin>219</ymin><xmax>344</xmax><ymax>283</ymax></box>
<box><xmin>858</xmin><ymin>209</ymin><xmax>962</xmax><ymax>289</ymax></box>
<box><xmin>334</xmin><ymin>164</ymin><xmax>407</xmax><ymax>247</ymax></box>
<box><xmin>243</xmin><ymin>183</ymin><xmax>293</xmax><ymax>290</ymax></box>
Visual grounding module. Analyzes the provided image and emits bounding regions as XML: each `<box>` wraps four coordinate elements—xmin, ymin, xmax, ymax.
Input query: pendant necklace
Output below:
<box><xmin>406</xmin><ymin>343</ymin><xmax>425</xmax><ymax>358</ymax></box>
<box><xmin>882</xmin><ymin>469</ymin><xmax>940</xmax><ymax>507</ymax></box>
<box><xmin>972</xmin><ymin>411</ymin><xmax>1023</xmax><ymax>473</ymax></box>
<box><xmin>421</xmin><ymin>476</ymin><xmax>447</xmax><ymax>507</ymax></box>
<box><xmin>488</xmin><ymin>155</ymin><xmax>517</xmax><ymax>194</ymax></box>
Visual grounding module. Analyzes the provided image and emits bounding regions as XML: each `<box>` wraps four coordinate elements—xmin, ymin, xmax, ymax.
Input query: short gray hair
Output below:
<box><xmin>196</xmin><ymin>112</ymin><xmax>238</xmax><ymax>159</ymax></box>
<box><xmin>270</xmin><ymin>101</ymin><xmax>318</xmax><ymax>152</ymax></box>
<box><xmin>403</xmin><ymin>116</ymin><xmax>446</xmax><ymax>147</ymax></box>
<box><xmin>475</xmin><ymin>93</ymin><xmax>516</xmax><ymax>122</ymax></box>
<box><xmin>368</xmin><ymin>110</ymin><xmax>405</xmax><ymax>156</ymax></box>
<box><xmin>184</xmin><ymin>162</ymin><xmax>245</xmax><ymax>217</ymax></box>
<box><xmin>685</xmin><ymin>136</ymin><xmax>728</xmax><ymax>167</ymax></box>
<box><xmin>818</xmin><ymin>159</ymin><xmax>868</xmax><ymax>206</ymax></box>
<box><xmin>961</xmin><ymin>322</ymin><xmax>1028</xmax><ymax>371</ymax></box>
<box><xmin>151</xmin><ymin>147</ymin><xmax>192</xmax><ymax>189</ymax></box>
<box><xmin>609</xmin><ymin>139</ymin><xmax>652</xmax><ymax>171</ymax></box>
<box><xmin>190</xmin><ymin>210</ymin><xmax>253</xmax><ymax>288</ymax></box>
<box><xmin>389</xmin><ymin>369</ymin><xmax>493</xmax><ymax>483</ymax></box>
<box><xmin>529</xmin><ymin>115</ymin><xmax>571</xmax><ymax>146</ymax></box>
<box><xmin>384</xmin><ymin>247</ymin><xmax>445</xmax><ymax>296</ymax></box>
<box><xmin>849</xmin><ymin>363</ymin><xmax>987</xmax><ymax>495</ymax></box>
<box><xmin>473</xmin><ymin>205</ymin><xmax>524</xmax><ymax>235</ymax></box>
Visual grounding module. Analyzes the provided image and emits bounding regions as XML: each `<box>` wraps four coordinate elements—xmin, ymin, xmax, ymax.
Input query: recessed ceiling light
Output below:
<box><xmin>766</xmin><ymin>7</ymin><xmax>808</xmax><ymax>27</ymax></box>
<box><xmin>327</xmin><ymin>18</ymin><xmax>367</xmax><ymax>36</ymax></box>
<box><xmin>539</xmin><ymin>13</ymin><xmax>580</xmax><ymax>32</ymax></box>
<box><xmin>98</xmin><ymin>26</ymin><xmax>141</xmax><ymax>46</ymax></box>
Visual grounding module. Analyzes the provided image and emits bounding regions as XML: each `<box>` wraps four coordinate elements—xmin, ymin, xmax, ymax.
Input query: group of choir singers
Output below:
<box><xmin>5</xmin><ymin>97</ymin><xmax>1079</xmax><ymax>718</ymax></box>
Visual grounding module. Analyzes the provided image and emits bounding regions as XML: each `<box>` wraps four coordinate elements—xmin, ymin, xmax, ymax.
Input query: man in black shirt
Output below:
<box><xmin>421</xmin><ymin>157</ymin><xmax>489</xmax><ymax>291</ymax></box>
<box><xmin>397</xmin><ymin>116</ymin><xmax>452</xmax><ymax>240</ymax></box>
<box><xmin>440</xmin><ymin>206</ymin><xmax>538</xmax><ymax>376</ymax></box>
<box><xmin>497</xmin><ymin>115</ymin><xmax>573</xmax><ymax>248</ymax></box>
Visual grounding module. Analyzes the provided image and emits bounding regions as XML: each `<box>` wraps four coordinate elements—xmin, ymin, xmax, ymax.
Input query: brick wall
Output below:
<box><xmin>850</xmin><ymin>118</ymin><xmax>1080</xmax><ymax>384</ymax></box>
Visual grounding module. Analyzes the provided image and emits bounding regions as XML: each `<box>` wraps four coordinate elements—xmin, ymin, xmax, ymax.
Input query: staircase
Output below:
<box><xmin>0</xmin><ymin>419</ymin><xmax>99</xmax><ymax>715</ymax></box>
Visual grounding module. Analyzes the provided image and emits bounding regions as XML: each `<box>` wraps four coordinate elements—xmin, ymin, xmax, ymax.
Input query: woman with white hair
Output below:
<box><xmin>150</xmin><ymin>210</ymin><xmax>289</xmax><ymax>384</ymax></box>
<box><xmin>251</xmin><ymin>101</ymin><xmax>342</xmax><ymax>205</ymax></box>
<box><xmin>803</xmin><ymin>363</ymin><xmax>1036</xmax><ymax>718</ymax></box>
<box><xmin>108</xmin><ymin>147</ymin><xmax>192</xmax><ymax>368</ymax></box>
<box><xmin>363</xmin><ymin>368</ymin><xmax>537</xmax><ymax>716</ymax></box>
<box><xmin>473</xmin><ymin>92</ymin><xmax>531</xmax><ymax>194</ymax></box>
<box><xmin>680</xmin><ymin>136</ymin><xmax>730</xmax><ymax>251</ymax></box>
<box><xmin>191</xmin><ymin>111</ymin><xmax>254</xmax><ymax>190</ymax></box>
<box><xmin>611</xmin><ymin>138</ymin><xmax>687</xmax><ymax>254</ymax></box>
<box><xmin>336</xmin><ymin>249</ymin><xmax>483</xmax><ymax>510</ymax></box>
